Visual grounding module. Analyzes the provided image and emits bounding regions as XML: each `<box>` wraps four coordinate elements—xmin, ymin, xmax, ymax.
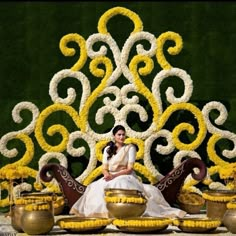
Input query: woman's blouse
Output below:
<box><xmin>102</xmin><ymin>144</ymin><xmax>136</xmax><ymax>173</ymax></box>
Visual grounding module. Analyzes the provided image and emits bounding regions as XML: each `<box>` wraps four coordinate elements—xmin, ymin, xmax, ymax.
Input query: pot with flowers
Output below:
<box><xmin>104</xmin><ymin>188</ymin><xmax>147</xmax><ymax>218</ymax></box>
<box><xmin>203</xmin><ymin>167</ymin><xmax>236</xmax><ymax>220</ymax></box>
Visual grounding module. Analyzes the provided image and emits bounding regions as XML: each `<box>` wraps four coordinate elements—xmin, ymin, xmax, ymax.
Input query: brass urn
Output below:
<box><xmin>21</xmin><ymin>202</ymin><xmax>54</xmax><ymax>235</ymax></box>
<box><xmin>203</xmin><ymin>190</ymin><xmax>236</xmax><ymax>220</ymax></box>
<box><xmin>223</xmin><ymin>200</ymin><xmax>236</xmax><ymax>233</ymax></box>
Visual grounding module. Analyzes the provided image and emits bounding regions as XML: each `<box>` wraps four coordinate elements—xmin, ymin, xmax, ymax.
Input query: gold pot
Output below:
<box><xmin>105</xmin><ymin>188</ymin><xmax>147</xmax><ymax>218</ymax></box>
<box><xmin>106</xmin><ymin>202</ymin><xmax>146</xmax><ymax>218</ymax></box>
<box><xmin>21</xmin><ymin>192</ymin><xmax>56</xmax><ymax>214</ymax></box>
<box><xmin>11</xmin><ymin>204</ymin><xmax>25</xmax><ymax>232</ymax></box>
<box><xmin>21</xmin><ymin>203</ymin><xmax>54</xmax><ymax>235</ymax></box>
<box><xmin>223</xmin><ymin>209</ymin><xmax>236</xmax><ymax>233</ymax></box>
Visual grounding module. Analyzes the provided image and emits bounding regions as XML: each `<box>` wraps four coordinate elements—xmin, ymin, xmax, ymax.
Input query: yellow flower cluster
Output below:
<box><xmin>0</xmin><ymin>166</ymin><xmax>29</xmax><ymax>180</ymax></box>
<box><xmin>58</xmin><ymin>219</ymin><xmax>112</xmax><ymax>229</ymax></box>
<box><xmin>173</xmin><ymin>218</ymin><xmax>221</xmax><ymax>228</ymax></box>
<box><xmin>134</xmin><ymin>163</ymin><xmax>157</xmax><ymax>184</ymax></box>
<box><xmin>0</xmin><ymin>181</ymin><xmax>10</xmax><ymax>207</ymax></box>
<box><xmin>202</xmin><ymin>193</ymin><xmax>236</xmax><ymax>202</ymax></box>
<box><xmin>14</xmin><ymin>195</ymin><xmax>56</xmax><ymax>205</ymax></box>
<box><xmin>219</xmin><ymin>163</ymin><xmax>236</xmax><ymax>179</ymax></box>
<box><xmin>113</xmin><ymin>218</ymin><xmax>172</xmax><ymax>227</ymax></box>
<box><xmin>53</xmin><ymin>196</ymin><xmax>65</xmax><ymax>208</ymax></box>
<box><xmin>227</xmin><ymin>201</ymin><xmax>236</xmax><ymax>209</ymax></box>
<box><xmin>24</xmin><ymin>203</ymin><xmax>51</xmax><ymax>211</ymax></box>
<box><xmin>105</xmin><ymin>196</ymin><xmax>147</xmax><ymax>204</ymax></box>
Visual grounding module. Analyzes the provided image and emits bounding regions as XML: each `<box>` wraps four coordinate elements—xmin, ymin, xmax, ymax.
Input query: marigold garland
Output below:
<box><xmin>24</xmin><ymin>202</ymin><xmax>51</xmax><ymax>211</ymax></box>
<box><xmin>173</xmin><ymin>218</ymin><xmax>221</xmax><ymax>228</ymax></box>
<box><xmin>105</xmin><ymin>196</ymin><xmax>147</xmax><ymax>204</ymax></box>
<box><xmin>58</xmin><ymin>218</ymin><xmax>112</xmax><ymax>229</ymax></box>
<box><xmin>113</xmin><ymin>218</ymin><xmax>172</xmax><ymax>228</ymax></box>
<box><xmin>202</xmin><ymin>192</ymin><xmax>236</xmax><ymax>202</ymax></box>
<box><xmin>227</xmin><ymin>201</ymin><xmax>236</xmax><ymax>209</ymax></box>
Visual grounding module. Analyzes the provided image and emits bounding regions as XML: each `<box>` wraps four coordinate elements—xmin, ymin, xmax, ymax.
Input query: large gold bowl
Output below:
<box><xmin>56</xmin><ymin>217</ymin><xmax>112</xmax><ymax>233</ymax></box>
<box><xmin>177</xmin><ymin>192</ymin><xmax>205</xmax><ymax>214</ymax></box>
<box><xmin>105</xmin><ymin>188</ymin><xmax>147</xmax><ymax>218</ymax></box>
<box><xmin>106</xmin><ymin>202</ymin><xmax>146</xmax><ymax>218</ymax></box>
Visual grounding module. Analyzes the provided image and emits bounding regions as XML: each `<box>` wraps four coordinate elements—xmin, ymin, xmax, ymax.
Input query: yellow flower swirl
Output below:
<box><xmin>35</xmin><ymin>104</ymin><xmax>81</xmax><ymax>152</ymax></box>
<box><xmin>134</xmin><ymin>162</ymin><xmax>157</xmax><ymax>184</ymax></box>
<box><xmin>125</xmin><ymin>138</ymin><xmax>144</xmax><ymax>160</ymax></box>
<box><xmin>98</xmin><ymin>6</ymin><xmax>143</xmax><ymax>35</ymax></box>
<box><xmin>156</xmin><ymin>31</ymin><xmax>183</xmax><ymax>70</ymax></box>
<box><xmin>59</xmin><ymin>33</ymin><xmax>87</xmax><ymax>71</ymax></box>
<box><xmin>80</xmin><ymin>56</ymin><xmax>113</xmax><ymax>132</ymax></box>
<box><xmin>207</xmin><ymin>133</ymin><xmax>228</xmax><ymax>166</ymax></box>
<box><xmin>96</xmin><ymin>140</ymin><xmax>109</xmax><ymax>162</ymax></box>
<box><xmin>82</xmin><ymin>166</ymin><xmax>103</xmax><ymax>186</ymax></box>
<box><xmin>158</xmin><ymin>103</ymin><xmax>207</xmax><ymax>150</ymax></box>
<box><xmin>0</xmin><ymin>181</ymin><xmax>10</xmax><ymax>207</ymax></box>
<box><xmin>129</xmin><ymin>55</ymin><xmax>159</xmax><ymax>128</ymax></box>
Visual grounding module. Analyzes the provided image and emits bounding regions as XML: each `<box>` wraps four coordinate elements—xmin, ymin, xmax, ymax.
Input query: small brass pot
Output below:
<box><xmin>223</xmin><ymin>209</ymin><xmax>236</xmax><ymax>233</ymax></box>
<box><xmin>21</xmin><ymin>203</ymin><xmax>54</xmax><ymax>235</ymax></box>
<box><xmin>11</xmin><ymin>204</ymin><xmax>25</xmax><ymax>232</ymax></box>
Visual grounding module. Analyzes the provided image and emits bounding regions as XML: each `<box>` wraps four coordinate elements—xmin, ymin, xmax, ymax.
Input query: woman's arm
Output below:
<box><xmin>111</xmin><ymin>164</ymin><xmax>134</xmax><ymax>178</ymax></box>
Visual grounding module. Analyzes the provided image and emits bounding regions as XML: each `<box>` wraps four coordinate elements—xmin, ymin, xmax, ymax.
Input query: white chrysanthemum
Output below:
<box><xmin>49</xmin><ymin>69</ymin><xmax>91</xmax><ymax>110</ymax></box>
<box><xmin>209</xmin><ymin>182</ymin><xmax>229</xmax><ymax>190</ymax></box>
<box><xmin>13</xmin><ymin>182</ymin><xmax>32</xmax><ymax>199</ymax></box>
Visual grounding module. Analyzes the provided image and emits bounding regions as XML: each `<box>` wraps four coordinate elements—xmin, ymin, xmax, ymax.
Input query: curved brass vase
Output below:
<box><xmin>223</xmin><ymin>209</ymin><xmax>236</xmax><ymax>233</ymax></box>
<box><xmin>21</xmin><ymin>207</ymin><xmax>54</xmax><ymax>235</ymax></box>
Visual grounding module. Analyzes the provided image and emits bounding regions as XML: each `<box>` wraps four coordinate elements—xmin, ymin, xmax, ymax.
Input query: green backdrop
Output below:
<box><xmin>0</xmin><ymin>2</ymin><xmax>236</xmax><ymax>174</ymax></box>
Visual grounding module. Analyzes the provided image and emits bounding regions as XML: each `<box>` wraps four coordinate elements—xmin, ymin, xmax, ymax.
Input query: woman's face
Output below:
<box><xmin>114</xmin><ymin>129</ymin><xmax>126</xmax><ymax>144</ymax></box>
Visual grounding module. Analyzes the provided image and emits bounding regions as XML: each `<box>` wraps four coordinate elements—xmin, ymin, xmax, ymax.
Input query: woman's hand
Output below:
<box><xmin>103</xmin><ymin>173</ymin><xmax>114</xmax><ymax>181</ymax></box>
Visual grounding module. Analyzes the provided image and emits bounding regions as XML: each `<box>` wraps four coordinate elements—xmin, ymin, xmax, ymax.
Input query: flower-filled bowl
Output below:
<box><xmin>173</xmin><ymin>217</ymin><xmax>221</xmax><ymax>233</ymax></box>
<box><xmin>112</xmin><ymin>217</ymin><xmax>172</xmax><ymax>233</ymax></box>
<box><xmin>56</xmin><ymin>217</ymin><xmax>112</xmax><ymax>233</ymax></box>
<box><xmin>177</xmin><ymin>192</ymin><xmax>205</xmax><ymax>214</ymax></box>
<box><xmin>104</xmin><ymin>188</ymin><xmax>147</xmax><ymax>218</ymax></box>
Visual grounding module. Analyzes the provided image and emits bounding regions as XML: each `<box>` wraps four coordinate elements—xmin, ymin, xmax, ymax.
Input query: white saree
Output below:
<box><xmin>70</xmin><ymin>144</ymin><xmax>186</xmax><ymax>218</ymax></box>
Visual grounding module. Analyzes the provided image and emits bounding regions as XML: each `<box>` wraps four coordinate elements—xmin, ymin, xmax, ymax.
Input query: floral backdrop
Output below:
<box><xmin>0</xmin><ymin>2</ymin><xmax>236</xmax><ymax>212</ymax></box>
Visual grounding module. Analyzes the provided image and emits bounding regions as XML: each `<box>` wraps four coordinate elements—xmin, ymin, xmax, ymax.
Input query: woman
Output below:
<box><xmin>70</xmin><ymin>125</ymin><xmax>186</xmax><ymax>218</ymax></box>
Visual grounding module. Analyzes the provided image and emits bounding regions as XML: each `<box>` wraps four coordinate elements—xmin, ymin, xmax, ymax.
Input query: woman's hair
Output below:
<box><xmin>106</xmin><ymin>125</ymin><xmax>126</xmax><ymax>159</ymax></box>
